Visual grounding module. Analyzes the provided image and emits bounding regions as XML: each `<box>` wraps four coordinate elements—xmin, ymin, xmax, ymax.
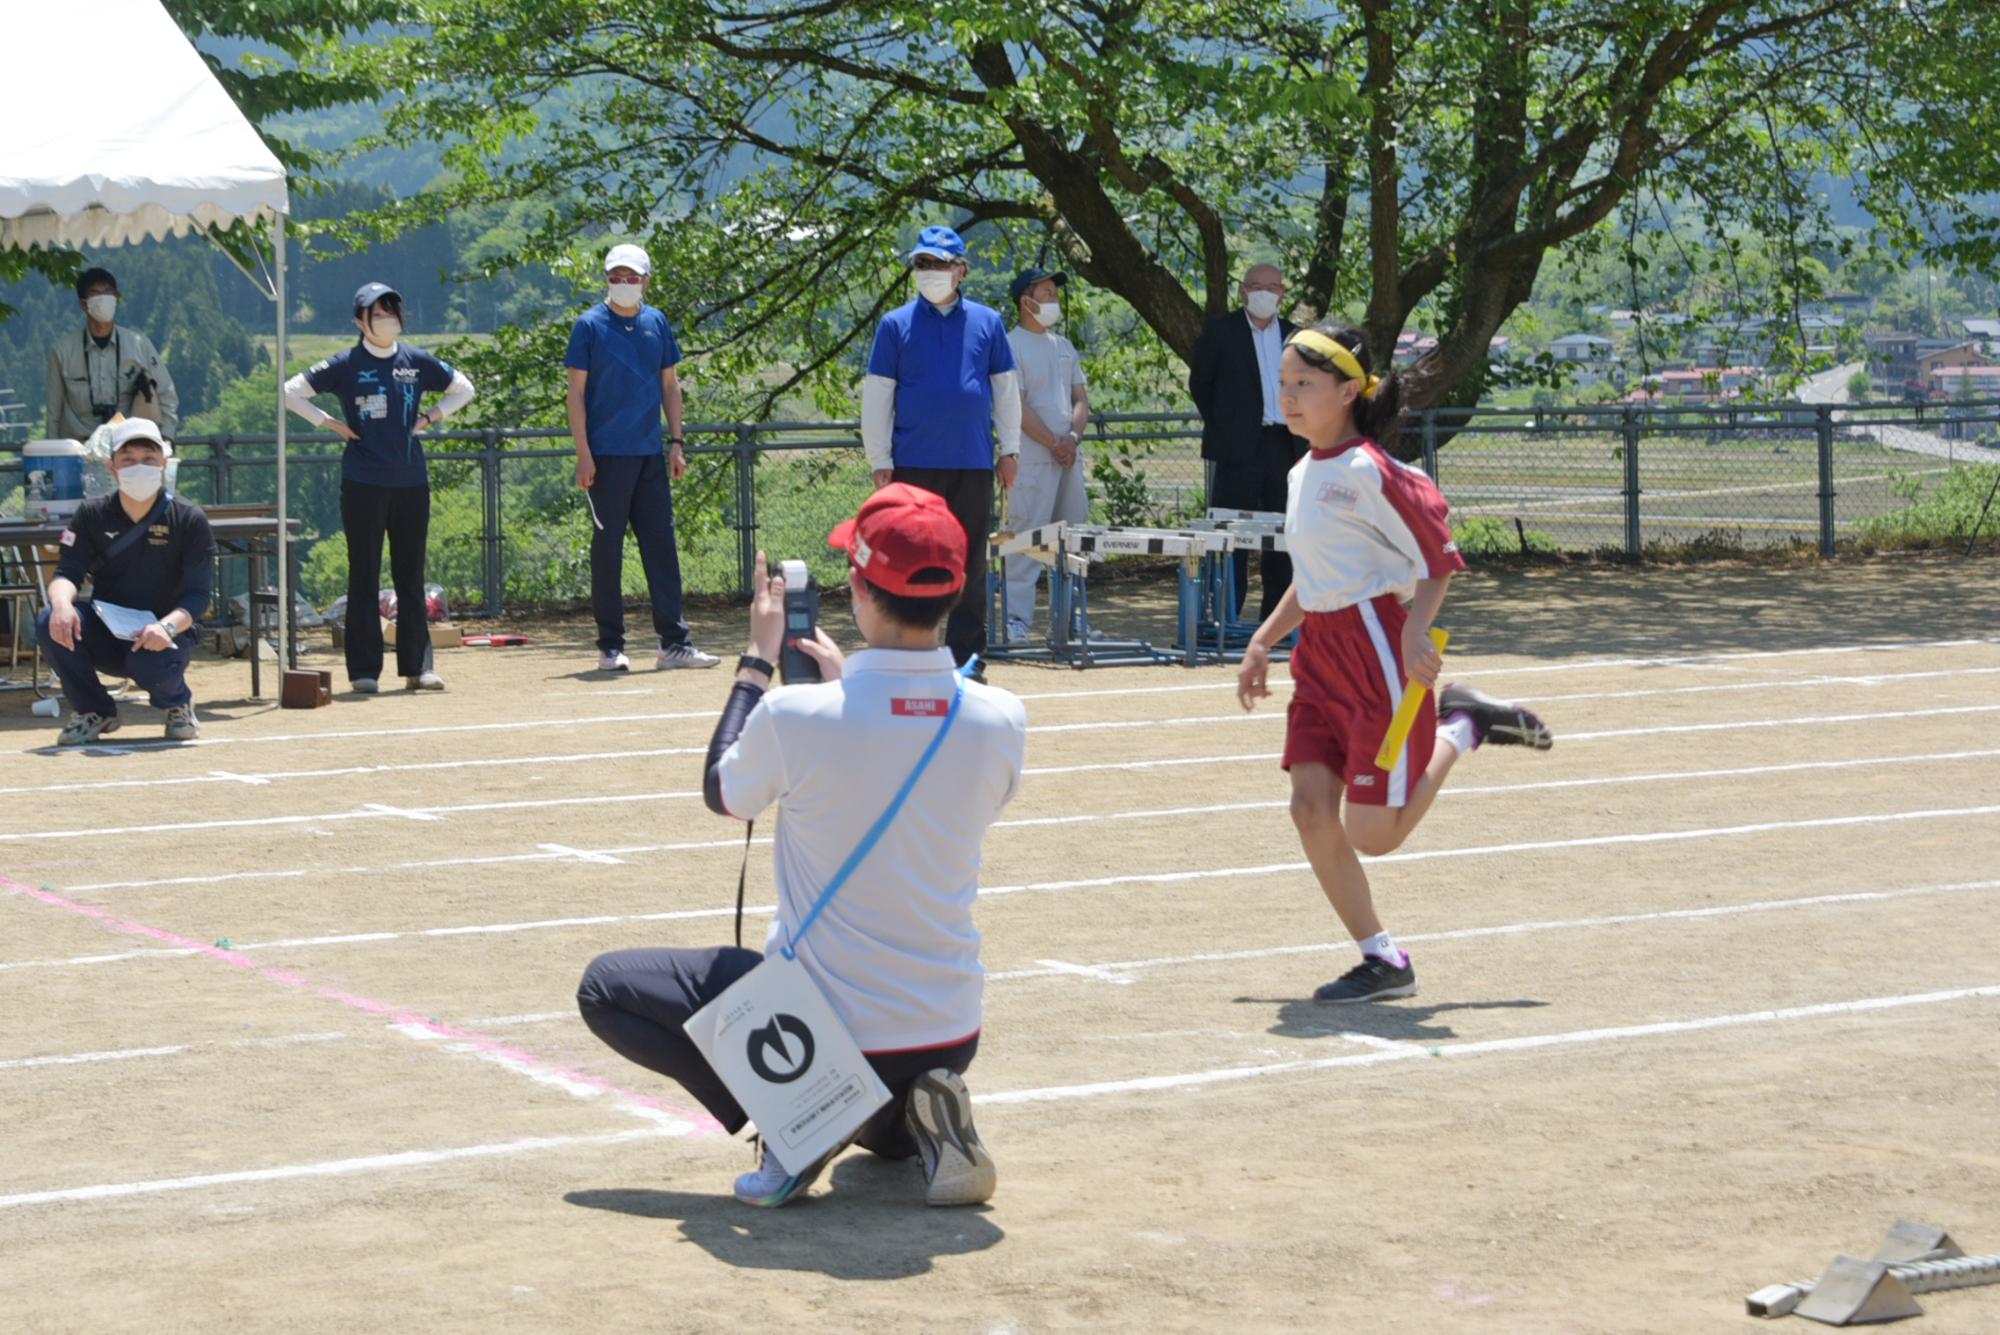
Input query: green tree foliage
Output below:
<box><xmin>310</xmin><ymin>0</ymin><xmax>2000</xmax><ymax>439</ymax></box>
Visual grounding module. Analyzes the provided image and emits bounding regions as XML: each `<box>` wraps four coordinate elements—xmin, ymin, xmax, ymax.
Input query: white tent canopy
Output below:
<box><xmin>0</xmin><ymin>0</ymin><xmax>295</xmax><ymax>674</ymax></box>
<box><xmin>0</xmin><ymin>0</ymin><xmax>289</xmax><ymax>251</ymax></box>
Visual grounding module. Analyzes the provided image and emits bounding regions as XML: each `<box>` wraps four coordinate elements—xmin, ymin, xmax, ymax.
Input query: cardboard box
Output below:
<box><xmin>382</xmin><ymin>618</ymin><xmax>461</xmax><ymax>650</ymax></box>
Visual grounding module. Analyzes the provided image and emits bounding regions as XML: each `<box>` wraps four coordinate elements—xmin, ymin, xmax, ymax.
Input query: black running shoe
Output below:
<box><xmin>1314</xmin><ymin>954</ymin><xmax>1419</xmax><ymax>1004</ymax></box>
<box><xmin>905</xmin><ymin>1069</ymin><xmax>996</xmax><ymax>1206</ymax></box>
<box><xmin>1438</xmin><ymin>682</ymin><xmax>1553</xmax><ymax>750</ymax></box>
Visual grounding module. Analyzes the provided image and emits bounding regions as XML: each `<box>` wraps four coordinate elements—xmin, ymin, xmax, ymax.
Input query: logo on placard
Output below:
<box><xmin>746</xmin><ymin>1013</ymin><xmax>815</xmax><ymax>1083</ymax></box>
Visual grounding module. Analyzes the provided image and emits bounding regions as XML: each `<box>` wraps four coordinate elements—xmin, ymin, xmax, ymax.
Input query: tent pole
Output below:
<box><xmin>273</xmin><ymin>211</ymin><xmax>292</xmax><ymax>673</ymax></box>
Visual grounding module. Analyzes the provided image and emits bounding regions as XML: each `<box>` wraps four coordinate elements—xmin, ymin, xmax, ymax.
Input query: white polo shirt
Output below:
<box><xmin>717</xmin><ymin>647</ymin><xmax>1028</xmax><ymax>1052</ymax></box>
<box><xmin>1006</xmin><ymin>325</ymin><xmax>1087</xmax><ymax>464</ymax></box>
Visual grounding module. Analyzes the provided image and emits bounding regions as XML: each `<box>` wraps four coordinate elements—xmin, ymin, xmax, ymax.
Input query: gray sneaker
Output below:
<box><xmin>905</xmin><ymin>1069</ymin><xmax>996</xmax><ymax>1206</ymax></box>
<box><xmin>164</xmin><ymin>703</ymin><xmax>201</xmax><ymax>741</ymax></box>
<box><xmin>657</xmin><ymin>643</ymin><xmax>720</xmax><ymax>670</ymax></box>
<box><xmin>350</xmin><ymin>677</ymin><xmax>380</xmax><ymax>694</ymax></box>
<box><xmin>406</xmin><ymin>672</ymin><xmax>447</xmax><ymax>692</ymax></box>
<box><xmin>58</xmin><ymin>712</ymin><xmax>120</xmax><ymax>746</ymax></box>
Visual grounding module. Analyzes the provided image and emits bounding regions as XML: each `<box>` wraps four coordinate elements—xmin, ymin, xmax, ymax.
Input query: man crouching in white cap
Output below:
<box><xmin>576</xmin><ymin>484</ymin><xmax>1027</xmax><ymax>1207</ymax></box>
<box><xmin>37</xmin><ymin>419</ymin><xmax>215</xmax><ymax>744</ymax></box>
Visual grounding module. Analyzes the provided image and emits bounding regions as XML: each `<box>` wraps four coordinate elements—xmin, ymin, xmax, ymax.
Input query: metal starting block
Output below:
<box><xmin>1747</xmin><ymin>1220</ymin><xmax>1997</xmax><ymax>1325</ymax></box>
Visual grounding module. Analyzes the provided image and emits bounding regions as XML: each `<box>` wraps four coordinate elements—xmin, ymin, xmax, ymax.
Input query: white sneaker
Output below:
<box><xmin>163</xmin><ymin>703</ymin><xmax>201</xmax><ymax>740</ymax></box>
<box><xmin>405</xmin><ymin>672</ymin><xmax>446</xmax><ymax>692</ymax></box>
<box><xmin>733</xmin><ymin>1139</ymin><xmax>839</xmax><ymax>1208</ymax></box>
<box><xmin>905</xmin><ymin>1069</ymin><xmax>996</xmax><ymax>1206</ymax></box>
<box><xmin>597</xmin><ymin>652</ymin><xmax>630</xmax><ymax>672</ymax></box>
<box><xmin>1004</xmin><ymin>617</ymin><xmax>1030</xmax><ymax>645</ymax></box>
<box><xmin>657</xmin><ymin>643</ymin><xmax>720</xmax><ymax>670</ymax></box>
<box><xmin>350</xmin><ymin>677</ymin><xmax>379</xmax><ymax>694</ymax></box>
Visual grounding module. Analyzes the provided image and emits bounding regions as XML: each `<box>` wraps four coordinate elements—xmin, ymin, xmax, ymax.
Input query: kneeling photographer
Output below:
<box><xmin>576</xmin><ymin>484</ymin><xmax>1027</xmax><ymax>1208</ymax></box>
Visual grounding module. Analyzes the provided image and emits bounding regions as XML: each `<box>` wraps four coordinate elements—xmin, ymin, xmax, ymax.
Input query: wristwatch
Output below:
<box><xmin>736</xmin><ymin>654</ymin><xmax>774</xmax><ymax>678</ymax></box>
<box><xmin>668</xmin><ymin>435</ymin><xmax>686</xmax><ymax>447</ymax></box>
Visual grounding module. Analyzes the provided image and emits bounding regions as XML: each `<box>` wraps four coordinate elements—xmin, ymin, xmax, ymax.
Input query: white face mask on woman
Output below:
<box><xmin>915</xmin><ymin>270</ymin><xmax>957</xmax><ymax>305</ymax></box>
<box><xmin>1244</xmin><ymin>290</ymin><xmax>1281</xmax><ymax>321</ymax></box>
<box><xmin>366</xmin><ymin>316</ymin><xmax>402</xmax><ymax>349</ymax></box>
<box><xmin>607</xmin><ymin>282</ymin><xmax>644</xmax><ymax>309</ymax></box>
<box><xmin>85</xmin><ymin>293</ymin><xmax>118</xmax><ymax>323</ymax></box>
<box><xmin>115</xmin><ymin>462</ymin><xmax>163</xmax><ymax>502</ymax></box>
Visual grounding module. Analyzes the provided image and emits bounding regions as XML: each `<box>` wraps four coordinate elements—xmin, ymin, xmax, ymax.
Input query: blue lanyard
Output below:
<box><xmin>780</xmin><ymin>663</ymin><xmax>972</xmax><ymax>960</ymax></box>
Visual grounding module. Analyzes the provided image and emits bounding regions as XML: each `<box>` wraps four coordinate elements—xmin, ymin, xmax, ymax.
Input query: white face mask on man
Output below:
<box><xmin>85</xmin><ymin>294</ymin><xmax>118</xmax><ymax>323</ymax></box>
<box><xmin>1029</xmin><ymin>298</ymin><xmax>1062</xmax><ymax>327</ymax></box>
<box><xmin>115</xmin><ymin>462</ymin><xmax>163</xmax><ymax>502</ymax></box>
<box><xmin>1244</xmin><ymin>290</ymin><xmax>1282</xmax><ymax>321</ymax></box>
<box><xmin>915</xmin><ymin>270</ymin><xmax>958</xmax><ymax>305</ymax></box>
<box><xmin>607</xmin><ymin>282</ymin><xmax>644</xmax><ymax>309</ymax></box>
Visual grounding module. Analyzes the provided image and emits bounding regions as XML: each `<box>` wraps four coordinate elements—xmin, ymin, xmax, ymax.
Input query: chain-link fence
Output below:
<box><xmin>6</xmin><ymin>399</ymin><xmax>1997</xmax><ymax>616</ymax></box>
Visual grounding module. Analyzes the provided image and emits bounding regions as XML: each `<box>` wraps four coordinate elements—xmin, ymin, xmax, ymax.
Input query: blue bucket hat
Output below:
<box><xmin>908</xmin><ymin>225</ymin><xmax>966</xmax><ymax>262</ymax></box>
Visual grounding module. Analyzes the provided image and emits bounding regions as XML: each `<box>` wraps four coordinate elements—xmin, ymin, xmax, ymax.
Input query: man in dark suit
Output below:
<box><xmin>1187</xmin><ymin>264</ymin><xmax>1308</xmax><ymax>622</ymax></box>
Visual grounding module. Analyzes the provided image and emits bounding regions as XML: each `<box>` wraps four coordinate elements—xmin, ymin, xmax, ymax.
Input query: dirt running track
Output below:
<box><xmin>2</xmin><ymin>555</ymin><xmax>1998</xmax><ymax>1333</ymax></box>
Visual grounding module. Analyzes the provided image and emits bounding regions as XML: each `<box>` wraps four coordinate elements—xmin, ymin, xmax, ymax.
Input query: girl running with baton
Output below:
<box><xmin>1237</xmin><ymin>321</ymin><xmax>1553</xmax><ymax>1003</ymax></box>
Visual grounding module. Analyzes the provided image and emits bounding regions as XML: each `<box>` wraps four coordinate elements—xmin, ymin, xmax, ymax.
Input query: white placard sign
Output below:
<box><xmin>683</xmin><ymin>954</ymin><xmax>891</xmax><ymax>1167</ymax></box>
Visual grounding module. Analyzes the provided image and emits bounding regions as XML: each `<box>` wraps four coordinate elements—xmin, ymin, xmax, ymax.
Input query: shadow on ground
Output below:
<box><xmin>565</xmin><ymin>1156</ymin><xmax>1003</xmax><ymax>1278</ymax></box>
<box><xmin>1238</xmin><ymin>995</ymin><xmax>1550</xmax><ymax>1043</ymax></box>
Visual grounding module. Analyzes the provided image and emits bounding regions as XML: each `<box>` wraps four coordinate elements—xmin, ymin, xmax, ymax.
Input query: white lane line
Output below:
<box><xmin>0</xmin><ymin>1128</ymin><xmax>674</xmax><ymax>1211</ymax></box>
<box><xmin>9</xmin><ymin>662</ymin><xmax>1993</xmax><ymax>799</ymax></box>
<box><xmin>0</xmin><ymin>1032</ymin><xmax>350</xmax><ymax>1072</ymax></box>
<box><xmin>987</xmin><ymin>878</ymin><xmax>2000</xmax><ymax>982</ymax></box>
<box><xmin>0</xmin><ymin>748</ymin><xmax>708</xmax><ymax>800</ymax></box>
<box><xmin>976</xmin><ymin>984</ymin><xmax>2000</xmax><ymax>1105</ymax></box>
<box><xmin>0</xmin><ymin>790</ymin><xmax>702</xmax><ymax>845</ymax></box>
<box><xmin>981</xmin><ymin>801</ymin><xmax>2000</xmax><ymax>897</ymax></box>
<box><xmin>14</xmin><ymin>700</ymin><xmax>1999</xmax><ymax>845</ymax></box>
<box><xmin>10</xmin><ymin>804</ymin><xmax>1999</xmax><ymax>976</ymax></box>
<box><xmin>1335</xmin><ymin>1032</ymin><xmax>1425</xmax><ymax>1053</ymax></box>
<box><xmin>1033</xmin><ymin>701</ymin><xmax>2000</xmax><ymax>739</ymax></box>
<box><xmin>44</xmin><ymin>742</ymin><xmax>2000</xmax><ymax>899</ymax></box>
<box><xmin>1033</xmin><ymin>960</ymin><xmax>1136</xmax><ymax>986</ymax></box>
<box><xmin>13</xmin><ymin>877</ymin><xmax>1996</xmax><ymax>1069</ymax></box>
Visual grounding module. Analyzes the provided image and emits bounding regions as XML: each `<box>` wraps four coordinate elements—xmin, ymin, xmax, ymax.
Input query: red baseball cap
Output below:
<box><xmin>827</xmin><ymin>483</ymin><xmax>968</xmax><ymax>595</ymax></box>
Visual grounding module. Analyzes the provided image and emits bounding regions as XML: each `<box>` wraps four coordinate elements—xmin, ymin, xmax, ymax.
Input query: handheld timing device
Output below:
<box><xmin>779</xmin><ymin>560</ymin><xmax>821</xmax><ymax>684</ymax></box>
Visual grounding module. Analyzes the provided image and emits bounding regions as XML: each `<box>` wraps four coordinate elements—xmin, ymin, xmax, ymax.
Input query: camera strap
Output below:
<box><xmin>733</xmin><ymin>820</ymin><xmax>753</xmax><ymax>949</ymax></box>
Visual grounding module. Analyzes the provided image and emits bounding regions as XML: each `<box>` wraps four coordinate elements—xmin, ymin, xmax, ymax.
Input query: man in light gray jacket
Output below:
<box><xmin>45</xmin><ymin>267</ymin><xmax>178</xmax><ymax>441</ymax></box>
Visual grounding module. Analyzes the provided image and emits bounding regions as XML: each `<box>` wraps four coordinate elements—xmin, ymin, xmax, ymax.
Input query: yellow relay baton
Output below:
<box><xmin>1373</xmin><ymin>627</ymin><xmax>1449</xmax><ymax>772</ymax></box>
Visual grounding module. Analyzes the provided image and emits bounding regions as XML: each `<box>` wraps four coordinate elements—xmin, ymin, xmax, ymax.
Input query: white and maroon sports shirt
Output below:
<box><xmin>718</xmin><ymin>647</ymin><xmax>1027</xmax><ymax>1051</ymax></box>
<box><xmin>1284</xmin><ymin>437</ymin><xmax>1467</xmax><ymax>612</ymax></box>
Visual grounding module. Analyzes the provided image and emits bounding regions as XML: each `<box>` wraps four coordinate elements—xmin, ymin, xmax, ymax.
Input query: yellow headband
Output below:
<box><xmin>1288</xmin><ymin>329</ymin><xmax>1381</xmax><ymax>399</ymax></box>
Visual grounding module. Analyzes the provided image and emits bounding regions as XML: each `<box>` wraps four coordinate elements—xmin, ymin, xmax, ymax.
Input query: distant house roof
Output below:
<box><xmin>1549</xmin><ymin>333</ymin><xmax>1616</xmax><ymax>349</ymax></box>
<box><xmin>1963</xmin><ymin>319</ymin><xmax>2000</xmax><ymax>339</ymax></box>
<box><xmin>1930</xmin><ymin>364</ymin><xmax>2000</xmax><ymax>379</ymax></box>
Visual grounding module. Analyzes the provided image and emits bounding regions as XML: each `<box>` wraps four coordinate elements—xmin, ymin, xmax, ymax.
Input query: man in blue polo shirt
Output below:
<box><xmin>862</xmin><ymin>224</ymin><xmax>1021</xmax><ymax>670</ymax></box>
<box><xmin>564</xmin><ymin>243</ymin><xmax>718</xmax><ymax>672</ymax></box>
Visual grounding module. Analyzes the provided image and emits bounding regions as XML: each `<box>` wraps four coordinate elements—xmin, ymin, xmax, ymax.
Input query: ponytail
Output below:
<box><xmin>1286</xmin><ymin>321</ymin><xmax>1404</xmax><ymax>441</ymax></box>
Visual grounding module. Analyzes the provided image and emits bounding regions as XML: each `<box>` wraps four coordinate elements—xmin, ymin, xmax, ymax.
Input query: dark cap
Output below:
<box><xmin>352</xmin><ymin>281</ymin><xmax>403</xmax><ymax>317</ymax></box>
<box><xmin>1009</xmin><ymin>268</ymin><xmax>1068</xmax><ymax>306</ymax></box>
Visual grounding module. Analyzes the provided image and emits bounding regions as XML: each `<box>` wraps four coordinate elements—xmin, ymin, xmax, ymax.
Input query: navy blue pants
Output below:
<box><xmin>36</xmin><ymin>605</ymin><xmax>194</xmax><ymax>716</ymax></box>
<box><xmin>341</xmin><ymin>479</ymin><xmax>431</xmax><ymax>682</ymax></box>
<box><xmin>588</xmin><ymin>453</ymin><xmax>690</xmax><ymax>655</ymax></box>
<box><xmin>577</xmin><ymin>945</ymin><xmax>979</xmax><ymax>1157</ymax></box>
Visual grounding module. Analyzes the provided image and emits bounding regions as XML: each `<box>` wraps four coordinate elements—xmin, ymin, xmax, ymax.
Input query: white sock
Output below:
<box><xmin>1436</xmin><ymin>711</ymin><xmax>1478</xmax><ymax>757</ymax></box>
<box><xmin>1358</xmin><ymin>931</ymin><xmax>1408</xmax><ymax>969</ymax></box>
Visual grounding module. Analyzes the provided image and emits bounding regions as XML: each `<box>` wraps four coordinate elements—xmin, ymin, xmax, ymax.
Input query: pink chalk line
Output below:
<box><xmin>0</xmin><ymin>875</ymin><xmax>722</xmax><ymax>1138</ymax></box>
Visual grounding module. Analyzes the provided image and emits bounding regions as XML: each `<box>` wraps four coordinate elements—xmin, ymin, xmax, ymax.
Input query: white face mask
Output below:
<box><xmin>915</xmin><ymin>270</ymin><xmax>958</xmax><ymax>305</ymax></box>
<box><xmin>115</xmin><ymin>462</ymin><xmax>163</xmax><ymax>502</ymax></box>
<box><xmin>607</xmin><ymin>282</ymin><xmax>644</xmax><ymax>309</ymax></box>
<box><xmin>367</xmin><ymin>316</ymin><xmax>402</xmax><ymax>347</ymax></box>
<box><xmin>1244</xmin><ymin>290</ymin><xmax>1282</xmax><ymax>321</ymax></box>
<box><xmin>1029</xmin><ymin>298</ymin><xmax>1062</xmax><ymax>327</ymax></box>
<box><xmin>86</xmin><ymin>294</ymin><xmax>118</xmax><ymax>323</ymax></box>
